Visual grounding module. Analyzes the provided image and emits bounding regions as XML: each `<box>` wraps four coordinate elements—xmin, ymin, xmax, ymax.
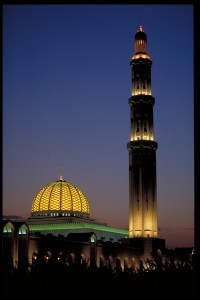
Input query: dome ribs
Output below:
<box><xmin>31</xmin><ymin>179</ymin><xmax>90</xmax><ymax>217</ymax></box>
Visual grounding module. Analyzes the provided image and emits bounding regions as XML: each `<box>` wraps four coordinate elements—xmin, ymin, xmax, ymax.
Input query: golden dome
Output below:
<box><xmin>31</xmin><ymin>175</ymin><xmax>90</xmax><ymax>218</ymax></box>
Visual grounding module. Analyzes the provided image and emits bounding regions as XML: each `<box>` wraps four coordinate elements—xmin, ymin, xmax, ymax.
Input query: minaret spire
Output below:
<box><xmin>139</xmin><ymin>23</ymin><xmax>143</xmax><ymax>32</ymax></box>
<box><xmin>134</xmin><ymin>23</ymin><xmax>148</xmax><ymax>56</ymax></box>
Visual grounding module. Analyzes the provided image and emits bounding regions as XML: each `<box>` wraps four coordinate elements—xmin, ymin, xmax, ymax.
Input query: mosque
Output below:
<box><xmin>3</xmin><ymin>25</ymin><xmax>166</xmax><ymax>272</ymax></box>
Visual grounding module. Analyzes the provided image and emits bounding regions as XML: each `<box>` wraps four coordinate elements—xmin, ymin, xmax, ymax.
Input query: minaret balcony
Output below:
<box><xmin>127</xmin><ymin>140</ymin><xmax>158</xmax><ymax>151</ymax></box>
<box><xmin>128</xmin><ymin>95</ymin><xmax>155</xmax><ymax>106</ymax></box>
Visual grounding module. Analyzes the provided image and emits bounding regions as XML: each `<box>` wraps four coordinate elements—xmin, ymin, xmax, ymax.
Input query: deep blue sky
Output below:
<box><xmin>3</xmin><ymin>4</ymin><xmax>194</xmax><ymax>249</ymax></box>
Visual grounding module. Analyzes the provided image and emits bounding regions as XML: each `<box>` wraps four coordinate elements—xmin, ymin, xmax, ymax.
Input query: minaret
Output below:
<box><xmin>127</xmin><ymin>24</ymin><xmax>158</xmax><ymax>239</ymax></box>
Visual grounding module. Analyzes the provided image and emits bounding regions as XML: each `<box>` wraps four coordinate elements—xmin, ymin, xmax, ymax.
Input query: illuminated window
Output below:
<box><xmin>3</xmin><ymin>223</ymin><xmax>13</xmax><ymax>233</ymax></box>
<box><xmin>18</xmin><ymin>227</ymin><xmax>26</xmax><ymax>235</ymax></box>
<box><xmin>90</xmin><ymin>234</ymin><xmax>96</xmax><ymax>243</ymax></box>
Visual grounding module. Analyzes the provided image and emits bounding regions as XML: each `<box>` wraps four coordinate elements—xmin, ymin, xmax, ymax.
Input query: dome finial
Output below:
<box><xmin>60</xmin><ymin>167</ymin><xmax>63</xmax><ymax>181</ymax></box>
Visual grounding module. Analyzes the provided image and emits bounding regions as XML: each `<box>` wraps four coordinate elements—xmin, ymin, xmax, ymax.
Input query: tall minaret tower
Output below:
<box><xmin>127</xmin><ymin>24</ymin><xmax>158</xmax><ymax>239</ymax></box>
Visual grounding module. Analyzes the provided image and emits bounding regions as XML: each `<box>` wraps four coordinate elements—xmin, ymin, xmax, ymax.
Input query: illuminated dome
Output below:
<box><xmin>31</xmin><ymin>174</ymin><xmax>90</xmax><ymax>218</ymax></box>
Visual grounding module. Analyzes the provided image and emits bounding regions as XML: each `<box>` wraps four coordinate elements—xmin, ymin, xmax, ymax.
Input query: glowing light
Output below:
<box><xmin>139</xmin><ymin>24</ymin><xmax>143</xmax><ymax>32</ymax></box>
<box><xmin>132</xmin><ymin>53</ymin><xmax>150</xmax><ymax>60</ymax></box>
<box><xmin>18</xmin><ymin>227</ymin><xmax>27</xmax><ymax>234</ymax></box>
<box><xmin>31</xmin><ymin>179</ymin><xmax>90</xmax><ymax>215</ymax></box>
<box><xmin>3</xmin><ymin>223</ymin><xmax>13</xmax><ymax>233</ymax></box>
<box><xmin>29</xmin><ymin>222</ymin><xmax>129</xmax><ymax>235</ymax></box>
<box><xmin>90</xmin><ymin>234</ymin><xmax>96</xmax><ymax>243</ymax></box>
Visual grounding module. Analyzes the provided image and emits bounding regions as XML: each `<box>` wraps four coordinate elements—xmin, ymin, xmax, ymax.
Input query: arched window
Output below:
<box><xmin>90</xmin><ymin>234</ymin><xmax>96</xmax><ymax>243</ymax></box>
<box><xmin>3</xmin><ymin>222</ymin><xmax>13</xmax><ymax>233</ymax></box>
<box><xmin>18</xmin><ymin>227</ymin><xmax>27</xmax><ymax>235</ymax></box>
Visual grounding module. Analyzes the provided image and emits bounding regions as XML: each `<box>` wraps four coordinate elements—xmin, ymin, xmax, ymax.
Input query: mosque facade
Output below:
<box><xmin>3</xmin><ymin>25</ymin><xmax>167</xmax><ymax>273</ymax></box>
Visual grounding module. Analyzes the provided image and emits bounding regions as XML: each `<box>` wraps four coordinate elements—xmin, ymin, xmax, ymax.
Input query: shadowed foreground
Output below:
<box><xmin>2</xmin><ymin>267</ymin><xmax>197</xmax><ymax>299</ymax></box>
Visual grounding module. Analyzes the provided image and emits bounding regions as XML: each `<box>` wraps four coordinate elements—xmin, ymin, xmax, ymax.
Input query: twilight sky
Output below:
<box><xmin>3</xmin><ymin>4</ymin><xmax>194</xmax><ymax>249</ymax></box>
